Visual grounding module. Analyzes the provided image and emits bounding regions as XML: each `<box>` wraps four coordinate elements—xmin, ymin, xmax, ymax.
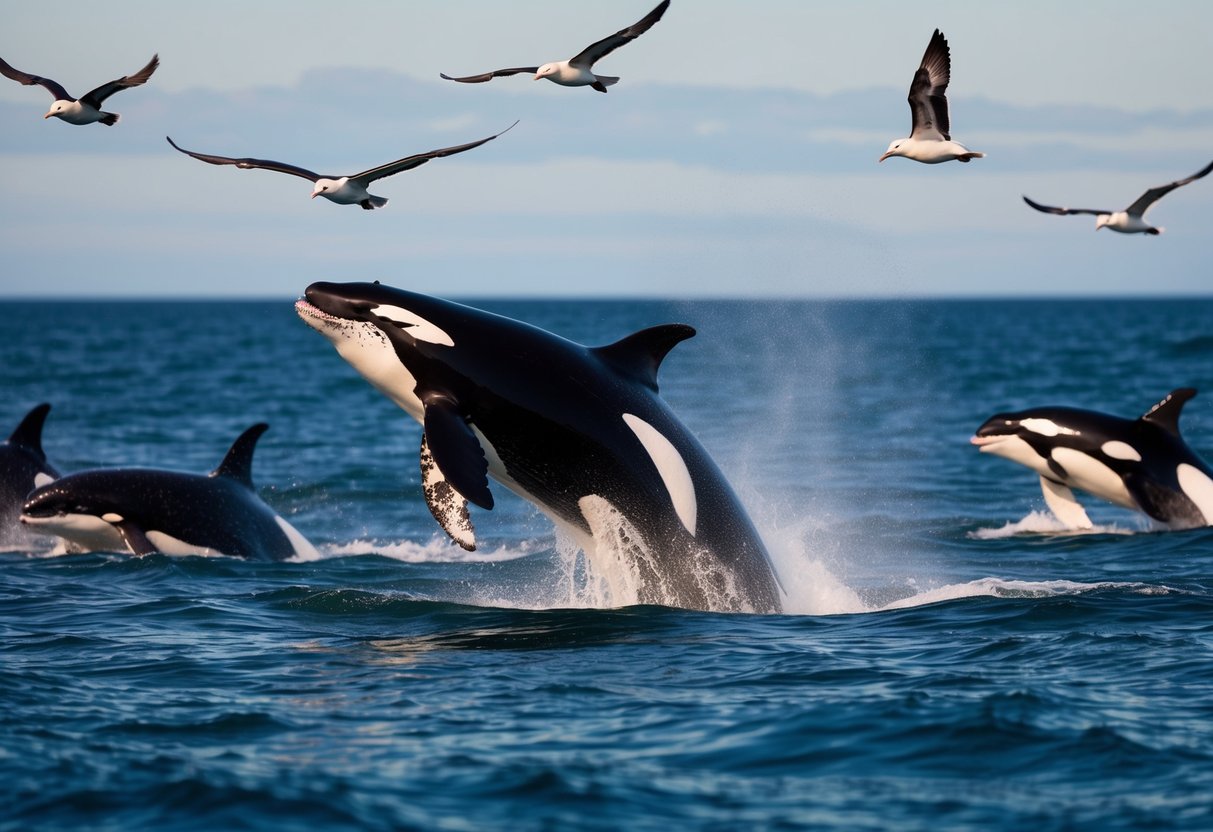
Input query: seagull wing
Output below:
<box><xmin>569</xmin><ymin>0</ymin><xmax>670</xmax><ymax>68</ymax></box>
<box><xmin>350</xmin><ymin>121</ymin><xmax>519</xmax><ymax>185</ymax></box>
<box><xmin>439</xmin><ymin>68</ymin><xmax>539</xmax><ymax>84</ymax></box>
<box><xmin>1124</xmin><ymin>159</ymin><xmax>1213</xmax><ymax>217</ymax></box>
<box><xmin>0</xmin><ymin>55</ymin><xmax>72</xmax><ymax>101</ymax></box>
<box><xmin>1022</xmin><ymin>196</ymin><xmax>1109</xmax><ymax>217</ymax></box>
<box><xmin>166</xmin><ymin>136</ymin><xmax>322</xmax><ymax>182</ymax></box>
<box><xmin>79</xmin><ymin>54</ymin><xmax>160</xmax><ymax>108</ymax></box>
<box><xmin>907</xmin><ymin>29</ymin><xmax>951</xmax><ymax>141</ymax></box>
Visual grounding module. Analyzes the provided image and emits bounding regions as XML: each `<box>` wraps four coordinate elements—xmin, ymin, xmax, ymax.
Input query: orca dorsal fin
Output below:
<box><xmin>211</xmin><ymin>423</ymin><xmax>268</xmax><ymax>488</ymax></box>
<box><xmin>7</xmin><ymin>403</ymin><xmax>51</xmax><ymax>460</ymax></box>
<box><xmin>592</xmin><ymin>324</ymin><xmax>696</xmax><ymax>392</ymax></box>
<box><xmin>1140</xmin><ymin>388</ymin><xmax>1197</xmax><ymax>438</ymax></box>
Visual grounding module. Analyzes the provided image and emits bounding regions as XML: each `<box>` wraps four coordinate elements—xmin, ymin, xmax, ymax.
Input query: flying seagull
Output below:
<box><xmin>1023</xmin><ymin>160</ymin><xmax>1213</xmax><ymax>235</ymax></box>
<box><xmin>166</xmin><ymin>122</ymin><xmax>518</xmax><ymax>210</ymax></box>
<box><xmin>880</xmin><ymin>30</ymin><xmax>984</xmax><ymax>164</ymax></box>
<box><xmin>0</xmin><ymin>53</ymin><xmax>159</xmax><ymax>126</ymax></box>
<box><xmin>440</xmin><ymin>0</ymin><xmax>670</xmax><ymax>93</ymax></box>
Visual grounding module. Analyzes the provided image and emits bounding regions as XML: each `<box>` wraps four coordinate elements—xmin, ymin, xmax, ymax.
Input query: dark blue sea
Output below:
<box><xmin>3</xmin><ymin>297</ymin><xmax>1213</xmax><ymax>831</ymax></box>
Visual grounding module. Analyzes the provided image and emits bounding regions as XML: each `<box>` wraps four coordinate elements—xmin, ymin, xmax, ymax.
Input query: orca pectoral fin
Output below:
<box><xmin>107</xmin><ymin>517</ymin><xmax>158</xmax><ymax>556</ymax></box>
<box><xmin>1039</xmin><ymin>476</ymin><xmax>1093</xmax><ymax>530</ymax></box>
<box><xmin>420</xmin><ymin>434</ymin><xmax>477</xmax><ymax>551</ymax></box>
<box><xmin>422</xmin><ymin>398</ymin><xmax>494</xmax><ymax>510</ymax></box>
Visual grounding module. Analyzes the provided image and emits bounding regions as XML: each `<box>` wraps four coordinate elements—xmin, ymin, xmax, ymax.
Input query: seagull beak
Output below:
<box><xmin>878</xmin><ymin>151</ymin><xmax>892</xmax><ymax>163</ymax></box>
<box><xmin>43</xmin><ymin>113</ymin><xmax>53</xmax><ymax>119</ymax></box>
<box><xmin>311</xmin><ymin>192</ymin><xmax>319</xmax><ymax>199</ymax></box>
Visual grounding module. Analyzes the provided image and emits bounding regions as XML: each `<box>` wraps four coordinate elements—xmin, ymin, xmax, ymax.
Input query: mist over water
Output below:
<box><xmin>4</xmin><ymin>298</ymin><xmax>1213</xmax><ymax>830</ymax></box>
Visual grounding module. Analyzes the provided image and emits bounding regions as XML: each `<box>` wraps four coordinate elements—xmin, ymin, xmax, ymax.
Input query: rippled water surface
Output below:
<box><xmin>3</xmin><ymin>298</ymin><xmax>1213</xmax><ymax>830</ymax></box>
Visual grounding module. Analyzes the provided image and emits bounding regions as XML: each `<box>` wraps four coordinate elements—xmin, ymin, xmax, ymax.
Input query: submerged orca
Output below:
<box><xmin>21</xmin><ymin>423</ymin><xmax>318</xmax><ymax>560</ymax></box>
<box><xmin>972</xmin><ymin>388</ymin><xmax>1213</xmax><ymax>529</ymax></box>
<box><xmin>297</xmin><ymin>281</ymin><xmax>783</xmax><ymax>612</ymax></box>
<box><xmin>1</xmin><ymin>403</ymin><xmax>61</xmax><ymax>545</ymax></box>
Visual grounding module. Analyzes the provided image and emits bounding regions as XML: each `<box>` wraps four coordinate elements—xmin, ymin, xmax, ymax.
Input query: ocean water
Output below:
<box><xmin>2</xmin><ymin>297</ymin><xmax>1213</xmax><ymax>831</ymax></box>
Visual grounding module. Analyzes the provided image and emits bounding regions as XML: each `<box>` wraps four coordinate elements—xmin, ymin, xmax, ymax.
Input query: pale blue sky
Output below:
<box><xmin>2</xmin><ymin>0</ymin><xmax>1211</xmax><ymax>298</ymax></box>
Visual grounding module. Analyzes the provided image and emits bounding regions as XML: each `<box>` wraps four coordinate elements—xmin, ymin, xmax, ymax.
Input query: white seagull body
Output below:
<box><xmin>440</xmin><ymin>0</ymin><xmax>669</xmax><ymax>93</ymax></box>
<box><xmin>0</xmin><ymin>53</ymin><xmax>159</xmax><ymax>126</ymax></box>
<box><xmin>880</xmin><ymin>30</ymin><xmax>984</xmax><ymax>164</ymax></box>
<box><xmin>1023</xmin><ymin>160</ymin><xmax>1213</xmax><ymax>235</ymax></box>
<box><xmin>166</xmin><ymin>122</ymin><xmax>517</xmax><ymax>210</ymax></box>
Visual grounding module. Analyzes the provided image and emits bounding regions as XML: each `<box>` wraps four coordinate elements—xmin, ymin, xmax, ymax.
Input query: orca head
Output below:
<box><xmin>971</xmin><ymin>407</ymin><xmax>1092</xmax><ymax>475</ymax></box>
<box><xmin>20</xmin><ymin>472</ymin><xmax>133</xmax><ymax>551</ymax></box>
<box><xmin>298</xmin><ymin>281</ymin><xmax>466</xmax><ymax>421</ymax></box>
<box><xmin>301</xmin><ymin>282</ymin><xmax>456</xmax><ymax>346</ymax></box>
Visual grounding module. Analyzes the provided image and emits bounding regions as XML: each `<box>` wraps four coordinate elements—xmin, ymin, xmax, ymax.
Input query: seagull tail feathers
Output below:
<box><xmin>99</xmin><ymin>112</ymin><xmax>119</xmax><ymax>126</ymax></box>
<box><xmin>591</xmin><ymin>76</ymin><xmax>620</xmax><ymax>93</ymax></box>
<box><xmin>360</xmin><ymin>196</ymin><xmax>389</xmax><ymax>211</ymax></box>
<box><xmin>956</xmin><ymin>151</ymin><xmax>986</xmax><ymax>163</ymax></box>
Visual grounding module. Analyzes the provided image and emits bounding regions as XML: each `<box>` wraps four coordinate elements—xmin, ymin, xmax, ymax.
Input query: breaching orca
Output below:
<box><xmin>1</xmin><ymin>403</ymin><xmax>61</xmax><ymax>546</ymax></box>
<box><xmin>972</xmin><ymin>388</ymin><xmax>1213</xmax><ymax>529</ymax></box>
<box><xmin>297</xmin><ymin>281</ymin><xmax>783</xmax><ymax>612</ymax></box>
<box><xmin>21</xmin><ymin>423</ymin><xmax>318</xmax><ymax>560</ymax></box>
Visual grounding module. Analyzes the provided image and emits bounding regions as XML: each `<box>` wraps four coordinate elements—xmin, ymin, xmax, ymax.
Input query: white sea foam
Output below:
<box><xmin>2</xmin><ymin>538</ymin><xmax>90</xmax><ymax>557</ymax></box>
<box><xmin>968</xmin><ymin>510</ymin><xmax>1141</xmax><ymax>539</ymax></box>
<box><xmin>315</xmin><ymin>537</ymin><xmax>536</xmax><ymax>564</ymax></box>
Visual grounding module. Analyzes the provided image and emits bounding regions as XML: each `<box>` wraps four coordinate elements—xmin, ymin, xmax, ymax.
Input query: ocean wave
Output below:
<box><xmin>876</xmin><ymin>577</ymin><xmax>1161</xmax><ymax>611</ymax></box>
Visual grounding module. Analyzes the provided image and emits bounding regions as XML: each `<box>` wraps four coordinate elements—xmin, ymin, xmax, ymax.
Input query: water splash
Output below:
<box><xmin>544</xmin><ymin>496</ymin><xmax>751</xmax><ymax>612</ymax></box>
<box><xmin>969</xmin><ymin>510</ymin><xmax>1141</xmax><ymax>539</ymax></box>
<box><xmin>763</xmin><ymin>518</ymin><xmax>870</xmax><ymax>615</ymax></box>
<box><xmin>316</xmin><ymin>537</ymin><xmax>536</xmax><ymax>564</ymax></box>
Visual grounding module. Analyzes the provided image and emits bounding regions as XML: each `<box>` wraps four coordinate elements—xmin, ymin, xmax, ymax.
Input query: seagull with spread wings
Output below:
<box><xmin>1023</xmin><ymin>160</ymin><xmax>1213</xmax><ymax>235</ymax></box>
<box><xmin>0</xmin><ymin>53</ymin><xmax>159</xmax><ymax>126</ymax></box>
<box><xmin>441</xmin><ymin>0</ymin><xmax>669</xmax><ymax>93</ymax></box>
<box><xmin>879</xmin><ymin>30</ymin><xmax>984</xmax><ymax>164</ymax></box>
<box><xmin>166</xmin><ymin>122</ymin><xmax>518</xmax><ymax>210</ymax></box>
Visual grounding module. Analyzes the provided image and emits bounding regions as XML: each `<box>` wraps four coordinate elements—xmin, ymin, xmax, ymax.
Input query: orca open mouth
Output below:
<box><xmin>295</xmin><ymin>299</ymin><xmax>361</xmax><ymax>337</ymax></box>
<box><xmin>294</xmin><ymin>298</ymin><xmax>335</xmax><ymax>322</ymax></box>
<box><xmin>18</xmin><ymin>510</ymin><xmax>73</xmax><ymax>527</ymax></box>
